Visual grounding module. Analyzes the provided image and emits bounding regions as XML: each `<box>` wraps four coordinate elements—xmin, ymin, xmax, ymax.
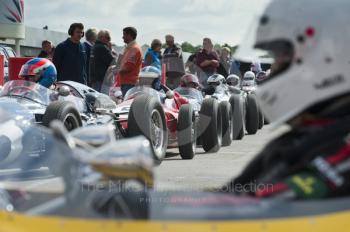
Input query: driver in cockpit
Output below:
<box><xmin>138</xmin><ymin>66</ymin><xmax>162</xmax><ymax>91</ymax></box>
<box><xmin>14</xmin><ymin>58</ymin><xmax>58</xmax><ymax>101</ymax></box>
<box><xmin>19</xmin><ymin>58</ymin><xmax>57</xmax><ymax>89</ymax></box>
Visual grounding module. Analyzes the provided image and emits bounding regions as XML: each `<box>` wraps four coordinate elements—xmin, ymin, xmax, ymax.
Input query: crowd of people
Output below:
<box><xmin>35</xmin><ymin>22</ymin><xmax>267</xmax><ymax>96</ymax></box>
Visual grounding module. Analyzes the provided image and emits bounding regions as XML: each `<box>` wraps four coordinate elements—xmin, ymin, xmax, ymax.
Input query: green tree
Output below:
<box><xmin>181</xmin><ymin>41</ymin><xmax>195</xmax><ymax>53</ymax></box>
<box><xmin>214</xmin><ymin>43</ymin><xmax>222</xmax><ymax>52</ymax></box>
<box><xmin>194</xmin><ymin>45</ymin><xmax>202</xmax><ymax>52</ymax></box>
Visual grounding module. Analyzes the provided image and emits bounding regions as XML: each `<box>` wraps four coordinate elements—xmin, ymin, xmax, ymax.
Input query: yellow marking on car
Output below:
<box><xmin>1</xmin><ymin>210</ymin><xmax>350</xmax><ymax>232</ymax></box>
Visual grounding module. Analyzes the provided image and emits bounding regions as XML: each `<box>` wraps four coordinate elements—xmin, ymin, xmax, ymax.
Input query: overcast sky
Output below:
<box><xmin>25</xmin><ymin>0</ymin><xmax>271</xmax><ymax>46</ymax></box>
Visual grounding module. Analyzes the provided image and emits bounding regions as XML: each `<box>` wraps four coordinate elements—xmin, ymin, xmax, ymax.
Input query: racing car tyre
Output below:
<box><xmin>258</xmin><ymin>107</ymin><xmax>264</xmax><ymax>130</ymax></box>
<box><xmin>264</xmin><ymin>116</ymin><xmax>270</xmax><ymax>125</ymax></box>
<box><xmin>128</xmin><ymin>95</ymin><xmax>168</xmax><ymax>164</ymax></box>
<box><xmin>177</xmin><ymin>104</ymin><xmax>196</xmax><ymax>159</ymax></box>
<box><xmin>245</xmin><ymin>94</ymin><xmax>259</xmax><ymax>135</ymax></box>
<box><xmin>237</xmin><ymin>124</ymin><xmax>245</xmax><ymax>140</ymax></box>
<box><xmin>199</xmin><ymin>98</ymin><xmax>222</xmax><ymax>153</ymax></box>
<box><xmin>42</xmin><ymin>101</ymin><xmax>82</xmax><ymax>131</ymax></box>
<box><xmin>220</xmin><ymin>101</ymin><xmax>233</xmax><ymax>146</ymax></box>
<box><xmin>229</xmin><ymin>95</ymin><xmax>245</xmax><ymax>140</ymax></box>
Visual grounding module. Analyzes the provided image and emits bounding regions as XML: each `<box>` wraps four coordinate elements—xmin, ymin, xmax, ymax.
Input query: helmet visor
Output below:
<box><xmin>19</xmin><ymin>64</ymin><xmax>41</xmax><ymax>82</ymax></box>
<box><xmin>227</xmin><ymin>79</ymin><xmax>239</xmax><ymax>86</ymax></box>
<box><xmin>19</xmin><ymin>63</ymin><xmax>35</xmax><ymax>77</ymax></box>
<box><xmin>234</xmin><ymin>15</ymin><xmax>295</xmax><ymax>85</ymax></box>
<box><xmin>208</xmin><ymin>82</ymin><xmax>220</xmax><ymax>87</ymax></box>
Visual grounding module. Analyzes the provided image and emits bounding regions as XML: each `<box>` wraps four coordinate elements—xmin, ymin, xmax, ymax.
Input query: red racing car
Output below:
<box><xmin>113</xmin><ymin>84</ymin><xmax>220</xmax><ymax>164</ymax></box>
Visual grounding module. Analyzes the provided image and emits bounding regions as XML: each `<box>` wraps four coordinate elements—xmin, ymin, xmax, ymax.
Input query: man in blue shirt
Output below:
<box><xmin>53</xmin><ymin>23</ymin><xmax>87</xmax><ymax>85</ymax></box>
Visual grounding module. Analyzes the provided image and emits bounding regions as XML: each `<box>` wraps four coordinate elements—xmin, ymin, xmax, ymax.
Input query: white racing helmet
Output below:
<box><xmin>243</xmin><ymin>71</ymin><xmax>256</xmax><ymax>81</ymax></box>
<box><xmin>138</xmin><ymin>66</ymin><xmax>161</xmax><ymax>89</ymax></box>
<box><xmin>236</xmin><ymin>0</ymin><xmax>350</xmax><ymax>124</ymax></box>
<box><xmin>226</xmin><ymin>74</ymin><xmax>241</xmax><ymax>87</ymax></box>
<box><xmin>207</xmin><ymin>74</ymin><xmax>226</xmax><ymax>86</ymax></box>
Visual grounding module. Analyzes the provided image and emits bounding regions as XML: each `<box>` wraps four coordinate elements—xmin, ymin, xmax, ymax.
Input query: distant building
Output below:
<box><xmin>0</xmin><ymin>26</ymin><xmax>68</xmax><ymax>57</ymax></box>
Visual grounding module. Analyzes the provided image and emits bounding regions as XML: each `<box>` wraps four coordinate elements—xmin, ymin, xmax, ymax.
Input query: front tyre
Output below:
<box><xmin>128</xmin><ymin>95</ymin><xmax>168</xmax><ymax>164</ymax></box>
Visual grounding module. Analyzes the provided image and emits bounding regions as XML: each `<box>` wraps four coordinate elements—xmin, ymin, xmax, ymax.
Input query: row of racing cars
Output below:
<box><xmin>0</xmin><ymin>58</ymin><xmax>265</xmax><ymax>166</ymax></box>
<box><xmin>0</xmin><ymin>66</ymin><xmax>345</xmax><ymax>230</ymax></box>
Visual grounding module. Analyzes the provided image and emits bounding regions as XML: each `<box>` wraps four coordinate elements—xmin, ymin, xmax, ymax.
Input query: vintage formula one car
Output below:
<box><xmin>114</xmin><ymin>84</ymin><xmax>223</xmax><ymax>162</ymax></box>
<box><xmin>204</xmin><ymin>79</ymin><xmax>260</xmax><ymax>139</ymax></box>
<box><xmin>174</xmin><ymin>86</ymin><xmax>223</xmax><ymax>152</ymax></box>
<box><xmin>0</xmin><ymin>80</ymin><xmax>119</xmax><ymax>166</ymax></box>
<box><xmin>239</xmin><ymin>72</ymin><xmax>266</xmax><ymax>130</ymax></box>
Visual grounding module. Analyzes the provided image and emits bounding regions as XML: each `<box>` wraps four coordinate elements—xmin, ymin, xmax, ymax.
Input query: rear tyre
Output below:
<box><xmin>199</xmin><ymin>98</ymin><xmax>222</xmax><ymax>153</ymax></box>
<box><xmin>177</xmin><ymin>104</ymin><xmax>196</xmax><ymax>159</ymax></box>
<box><xmin>229</xmin><ymin>95</ymin><xmax>245</xmax><ymax>140</ymax></box>
<box><xmin>258</xmin><ymin>107</ymin><xmax>264</xmax><ymax>130</ymax></box>
<box><xmin>264</xmin><ymin>115</ymin><xmax>270</xmax><ymax>125</ymax></box>
<box><xmin>245</xmin><ymin>94</ymin><xmax>259</xmax><ymax>135</ymax></box>
<box><xmin>237</xmin><ymin>125</ymin><xmax>245</xmax><ymax>140</ymax></box>
<box><xmin>220</xmin><ymin>101</ymin><xmax>233</xmax><ymax>146</ymax></box>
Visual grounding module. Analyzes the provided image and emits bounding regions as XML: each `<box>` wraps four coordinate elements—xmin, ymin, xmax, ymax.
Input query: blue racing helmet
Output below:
<box><xmin>19</xmin><ymin>58</ymin><xmax>57</xmax><ymax>88</ymax></box>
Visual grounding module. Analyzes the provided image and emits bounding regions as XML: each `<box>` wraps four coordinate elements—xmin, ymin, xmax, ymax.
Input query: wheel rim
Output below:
<box><xmin>229</xmin><ymin>109</ymin><xmax>233</xmax><ymax>140</ymax></box>
<box><xmin>217</xmin><ymin>112</ymin><xmax>222</xmax><ymax>145</ymax></box>
<box><xmin>63</xmin><ymin>113</ymin><xmax>80</xmax><ymax>131</ymax></box>
<box><xmin>191</xmin><ymin>116</ymin><xmax>196</xmax><ymax>152</ymax></box>
<box><xmin>150</xmin><ymin>109</ymin><xmax>165</xmax><ymax>159</ymax></box>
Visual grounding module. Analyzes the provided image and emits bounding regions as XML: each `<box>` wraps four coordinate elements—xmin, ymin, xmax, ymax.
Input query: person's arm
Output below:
<box><xmin>200</xmin><ymin>60</ymin><xmax>214</xmax><ymax>67</ymax></box>
<box><xmin>212</xmin><ymin>51</ymin><xmax>220</xmax><ymax>67</ymax></box>
<box><xmin>119</xmin><ymin>64</ymin><xmax>134</xmax><ymax>75</ymax></box>
<box><xmin>211</xmin><ymin>59</ymin><xmax>220</xmax><ymax>67</ymax></box>
<box><xmin>197</xmin><ymin>52</ymin><xmax>218</xmax><ymax>68</ymax></box>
